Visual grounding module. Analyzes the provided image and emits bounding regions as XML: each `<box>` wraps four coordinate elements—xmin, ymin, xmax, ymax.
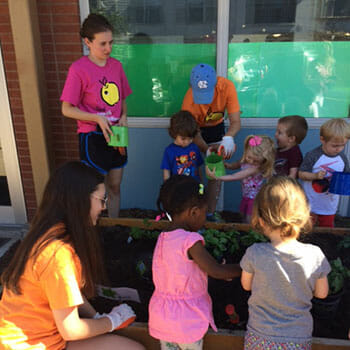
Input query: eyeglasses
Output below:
<box><xmin>92</xmin><ymin>194</ymin><xmax>108</xmax><ymax>207</ymax></box>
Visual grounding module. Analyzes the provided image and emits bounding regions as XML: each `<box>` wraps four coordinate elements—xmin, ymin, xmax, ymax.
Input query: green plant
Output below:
<box><xmin>202</xmin><ymin>229</ymin><xmax>240</xmax><ymax>259</ymax></box>
<box><xmin>129</xmin><ymin>227</ymin><xmax>159</xmax><ymax>240</ymax></box>
<box><xmin>101</xmin><ymin>287</ymin><xmax>117</xmax><ymax>299</ymax></box>
<box><xmin>240</xmin><ymin>229</ymin><xmax>268</xmax><ymax>247</ymax></box>
<box><xmin>337</xmin><ymin>235</ymin><xmax>350</xmax><ymax>250</ymax></box>
<box><xmin>328</xmin><ymin>258</ymin><xmax>350</xmax><ymax>295</ymax></box>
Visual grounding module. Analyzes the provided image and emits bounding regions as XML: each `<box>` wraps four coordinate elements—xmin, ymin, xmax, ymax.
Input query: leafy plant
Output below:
<box><xmin>129</xmin><ymin>227</ymin><xmax>159</xmax><ymax>240</ymax></box>
<box><xmin>240</xmin><ymin>229</ymin><xmax>268</xmax><ymax>247</ymax></box>
<box><xmin>101</xmin><ymin>287</ymin><xmax>117</xmax><ymax>299</ymax></box>
<box><xmin>202</xmin><ymin>229</ymin><xmax>240</xmax><ymax>259</ymax></box>
<box><xmin>337</xmin><ymin>235</ymin><xmax>350</xmax><ymax>250</ymax></box>
<box><xmin>328</xmin><ymin>258</ymin><xmax>350</xmax><ymax>295</ymax></box>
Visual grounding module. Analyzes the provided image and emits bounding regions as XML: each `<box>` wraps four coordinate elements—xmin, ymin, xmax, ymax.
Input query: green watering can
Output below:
<box><xmin>108</xmin><ymin>126</ymin><xmax>129</xmax><ymax>147</ymax></box>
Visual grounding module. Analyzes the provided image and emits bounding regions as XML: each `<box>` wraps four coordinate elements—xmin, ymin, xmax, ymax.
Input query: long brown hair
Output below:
<box><xmin>1</xmin><ymin>161</ymin><xmax>105</xmax><ymax>297</ymax></box>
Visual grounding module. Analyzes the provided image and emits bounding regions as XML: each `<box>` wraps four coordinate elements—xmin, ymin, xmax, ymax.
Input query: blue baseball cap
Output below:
<box><xmin>190</xmin><ymin>63</ymin><xmax>217</xmax><ymax>104</ymax></box>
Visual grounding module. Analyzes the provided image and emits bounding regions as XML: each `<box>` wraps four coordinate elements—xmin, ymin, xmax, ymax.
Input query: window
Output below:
<box><xmin>89</xmin><ymin>0</ymin><xmax>217</xmax><ymax>117</ymax></box>
<box><xmin>228</xmin><ymin>0</ymin><xmax>350</xmax><ymax>118</ymax></box>
<box><xmin>88</xmin><ymin>0</ymin><xmax>350</xmax><ymax>118</ymax></box>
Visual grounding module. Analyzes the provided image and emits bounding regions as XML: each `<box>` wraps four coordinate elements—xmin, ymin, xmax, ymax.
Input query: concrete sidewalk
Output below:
<box><xmin>0</xmin><ymin>224</ymin><xmax>27</xmax><ymax>259</ymax></box>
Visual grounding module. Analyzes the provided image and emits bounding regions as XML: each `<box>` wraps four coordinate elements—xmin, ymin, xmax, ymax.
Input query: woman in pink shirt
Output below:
<box><xmin>149</xmin><ymin>175</ymin><xmax>241</xmax><ymax>350</ymax></box>
<box><xmin>61</xmin><ymin>14</ymin><xmax>132</xmax><ymax>218</ymax></box>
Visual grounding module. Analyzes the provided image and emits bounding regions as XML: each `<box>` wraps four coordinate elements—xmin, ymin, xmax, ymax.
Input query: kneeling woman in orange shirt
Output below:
<box><xmin>0</xmin><ymin>162</ymin><xmax>144</xmax><ymax>350</ymax></box>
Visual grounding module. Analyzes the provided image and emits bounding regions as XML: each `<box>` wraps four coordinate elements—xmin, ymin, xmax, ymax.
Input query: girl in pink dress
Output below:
<box><xmin>206</xmin><ymin>135</ymin><xmax>275</xmax><ymax>223</ymax></box>
<box><xmin>148</xmin><ymin>175</ymin><xmax>241</xmax><ymax>350</ymax></box>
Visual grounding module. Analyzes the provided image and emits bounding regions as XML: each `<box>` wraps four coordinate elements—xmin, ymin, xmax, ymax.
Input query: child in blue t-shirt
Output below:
<box><xmin>161</xmin><ymin>111</ymin><xmax>203</xmax><ymax>182</ymax></box>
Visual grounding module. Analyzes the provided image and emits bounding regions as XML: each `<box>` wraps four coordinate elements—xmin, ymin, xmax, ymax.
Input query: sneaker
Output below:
<box><xmin>206</xmin><ymin>212</ymin><xmax>224</xmax><ymax>223</ymax></box>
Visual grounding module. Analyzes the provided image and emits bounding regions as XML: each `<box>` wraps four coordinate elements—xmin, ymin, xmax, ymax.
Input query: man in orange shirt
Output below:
<box><xmin>182</xmin><ymin>63</ymin><xmax>241</xmax><ymax>221</ymax></box>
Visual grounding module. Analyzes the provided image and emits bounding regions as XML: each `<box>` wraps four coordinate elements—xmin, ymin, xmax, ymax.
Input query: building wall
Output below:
<box><xmin>37</xmin><ymin>0</ymin><xmax>81</xmax><ymax>167</ymax></box>
<box><xmin>0</xmin><ymin>0</ymin><xmax>82</xmax><ymax>220</ymax></box>
<box><xmin>1</xmin><ymin>1</ymin><xmax>349</xmax><ymax>220</ymax></box>
<box><xmin>0</xmin><ymin>0</ymin><xmax>36</xmax><ymax>219</ymax></box>
<box><xmin>122</xmin><ymin>127</ymin><xmax>322</xmax><ymax>212</ymax></box>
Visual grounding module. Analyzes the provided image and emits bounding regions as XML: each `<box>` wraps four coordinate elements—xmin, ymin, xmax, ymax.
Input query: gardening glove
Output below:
<box><xmin>104</xmin><ymin>303</ymin><xmax>136</xmax><ymax>332</ymax></box>
<box><xmin>219</xmin><ymin>136</ymin><xmax>235</xmax><ymax>159</ymax></box>
<box><xmin>93</xmin><ymin>312</ymin><xmax>104</xmax><ymax>319</ymax></box>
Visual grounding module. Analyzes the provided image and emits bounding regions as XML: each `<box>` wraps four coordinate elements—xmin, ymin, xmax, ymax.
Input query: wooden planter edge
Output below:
<box><xmin>116</xmin><ymin>322</ymin><xmax>350</xmax><ymax>350</ymax></box>
<box><xmin>99</xmin><ymin>217</ymin><xmax>350</xmax><ymax>235</ymax></box>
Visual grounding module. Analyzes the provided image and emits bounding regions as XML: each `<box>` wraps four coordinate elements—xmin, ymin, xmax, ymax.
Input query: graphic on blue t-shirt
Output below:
<box><xmin>161</xmin><ymin>143</ymin><xmax>203</xmax><ymax>181</ymax></box>
<box><xmin>176</xmin><ymin>151</ymin><xmax>198</xmax><ymax>176</ymax></box>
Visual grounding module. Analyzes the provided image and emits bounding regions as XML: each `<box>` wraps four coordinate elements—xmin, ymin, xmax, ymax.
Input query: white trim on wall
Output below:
<box><xmin>79</xmin><ymin>0</ymin><xmax>89</xmax><ymax>23</ymax></box>
<box><xmin>127</xmin><ymin>117</ymin><xmax>339</xmax><ymax>129</ymax></box>
<box><xmin>0</xmin><ymin>46</ymin><xmax>27</xmax><ymax>224</ymax></box>
<box><xmin>216</xmin><ymin>0</ymin><xmax>229</xmax><ymax>77</ymax></box>
<box><xmin>79</xmin><ymin>0</ymin><xmax>90</xmax><ymax>55</ymax></box>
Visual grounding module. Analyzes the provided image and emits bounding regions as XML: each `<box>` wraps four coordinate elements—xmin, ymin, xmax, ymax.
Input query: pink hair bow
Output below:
<box><xmin>249</xmin><ymin>136</ymin><xmax>262</xmax><ymax>147</ymax></box>
<box><xmin>155</xmin><ymin>213</ymin><xmax>165</xmax><ymax>221</ymax></box>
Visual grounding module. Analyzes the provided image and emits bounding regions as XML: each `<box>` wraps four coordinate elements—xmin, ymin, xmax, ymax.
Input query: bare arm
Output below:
<box><xmin>61</xmin><ymin>101</ymin><xmax>112</xmax><ymax>142</ymax></box>
<box><xmin>163</xmin><ymin>169</ymin><xmax>170</xmax><ymax>182</ymax></box>
<box><xmin>288</xmin><ymin>167</ymin><xmax>299</xmax><ymax>179</ymax></box>
<box><xmin>188</xmin><ymin>241</ymin><xmax>241</xmax><ymax>280</ymax></box>
<box><xmin>53</xmin><ymin>306</ymin><xmax>112</xmax><ymax>341</ymax></box>
<box><xmin>224</xmin><ymin>112</ymin><xmax>241</xmax><ymax>138</ymax></box>
<box><xmin>78</xmin><ymin>295</ymin><xmax>97</xmax><ymax>318</ymax></box>
<box><xmin>298</xmin><ymin>170</ymin><xmax>326</xmax><ymax>181</ymax></box>
<box><xmin>313</xmin><ymin>276</ymin><xmax>329</xmax><ymax>299</ymax></box>
<box><xmin>193</xmin><ymin>131</ymin><xmax>209</xmax><ymax>153</ymax></box>
<box><xmin>118</xmin><ymin>99</ymin><xmax>128</xmax><ymax>126</ymax></box>
<box><xmin>198</xmin><ymin>166</ymin><xmax>203</xmax><ymax>183</ymax></box>
<box><xmin>241</xmin><ymin>270</ymin><xmax>253</xmax><ymax>291</ymax></box>
<box><xmin>206</xmin><ymin>165</ymin><xmax>258</xmax><ymax>182</ymax></box>
<box><xmin>224</xmin><ymin>161</ymin><xmax>241</xmax><ymax>171</ymax></box>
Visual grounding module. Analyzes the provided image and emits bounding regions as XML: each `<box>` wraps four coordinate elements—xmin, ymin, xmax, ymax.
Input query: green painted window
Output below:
<box><xmin>89</xmin><ymin>0</ymin><xmax>350</xmax><ymax>118</ymax></box>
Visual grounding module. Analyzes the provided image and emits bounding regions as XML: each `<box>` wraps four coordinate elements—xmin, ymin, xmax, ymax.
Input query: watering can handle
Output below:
<box><xmin>217</xmin><ymin>145</ymin><xmax>225</xmax><ymax>157</ymax></box>
<box><xmin>206</xmin><ymin>146</ymin><xmax>224</xmax><ymax>157</ymax></box>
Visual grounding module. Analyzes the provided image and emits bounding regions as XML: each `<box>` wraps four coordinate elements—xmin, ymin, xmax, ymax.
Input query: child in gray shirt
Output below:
<box><xmin>240</xmin><ymin>176</ymin><xmax>331</xmax><ymax>350</ymax></box>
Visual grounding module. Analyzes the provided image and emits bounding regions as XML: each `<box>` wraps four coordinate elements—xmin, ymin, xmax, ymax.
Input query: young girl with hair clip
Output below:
<box><xmin>241</xmin><ymin>176</ymin><xmax>330</xmax><ymax>350</ymax></box>
<box><xmin>149</xmin><ymin>175</ymin><xmax>241</xmax><ymax>350</ymax></box>
<box><xmin>206</xmin><ymin>134</ymin><xmax>275</xmax><ymax>222</ymax></box>
<box><xmin>0</xmin><ymin>162</ymin><xmax>144</xmax><ymax>350</ymax></box>
<box><xmin>61</xmin><ymin>14</ymin><xmax>132</xmax><ymax>218</ymax></box>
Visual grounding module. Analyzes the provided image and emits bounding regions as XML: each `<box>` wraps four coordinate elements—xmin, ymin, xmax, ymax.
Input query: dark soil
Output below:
<box><xmin>90</xmin><ymin>209</ymin><xmax>350</xmax><ymax>340</ymax></box>
<box><xmin>0</xmin><ymin>209</ymin><xmax>349</xmax><ymax>340</ymax></box>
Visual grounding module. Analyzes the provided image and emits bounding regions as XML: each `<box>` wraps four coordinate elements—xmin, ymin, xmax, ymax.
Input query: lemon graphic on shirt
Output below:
<box><xmin>99</xmin><ymin>77</ymin><xmax>119</xmax><ymax>106</ymax></box>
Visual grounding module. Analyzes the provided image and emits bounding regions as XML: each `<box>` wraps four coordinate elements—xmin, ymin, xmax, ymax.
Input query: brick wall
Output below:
<box><xmin>0</xmin><ymin>0</ymin><xmax>83</xmax><ymax>220</ymax></box>
<box><xmin>0</xmin><ymin>0</ymin><xmax>37</xmax><ymax>219</ymax></box>
<box><xmin>37</xmin><ymin>0</ymin><xmax>82</xmax><ymax>167</ymax></box>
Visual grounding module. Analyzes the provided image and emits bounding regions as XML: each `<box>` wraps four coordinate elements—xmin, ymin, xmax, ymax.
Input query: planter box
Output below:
<box><xmin>99</xmin><ymin>218</ymin><xmax>350</xmax><ymax>348</ymax></box>
<box><xmin>99</xmin><ymin>218</ymin><xmax>350</xmax><ymax>235</ymax></box>
<box><xmin>116</xmin><ymin>322</ymin><xmax>350</xmax><ymax>350</ymax></box>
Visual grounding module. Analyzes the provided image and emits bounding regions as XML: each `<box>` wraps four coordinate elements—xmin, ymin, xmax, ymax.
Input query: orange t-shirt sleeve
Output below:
<box><xmin>225</xmin><ymin>79</ymin><xmax>240</xmax><ymax>115</ymax></box>
<box><xmin>38</xmin><ymin>244</ymin><xmax>84</xmax><ymax>310</ymax></box>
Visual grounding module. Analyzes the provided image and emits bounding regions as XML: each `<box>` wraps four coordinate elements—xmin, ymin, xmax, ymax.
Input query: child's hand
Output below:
<box><xmin>316</xmin><ymin>170</ymin><xmax>326</xmax><ymax>180</ymax></box>
<box><xmin>206</xmin><ymin>165</ymin><xmax>217</xmax><ymax>180</ymax></box>
<box><xmin>221</xmin><ymin>258</ymin><xmax>232</xmax><ymax>281</ymax></box>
